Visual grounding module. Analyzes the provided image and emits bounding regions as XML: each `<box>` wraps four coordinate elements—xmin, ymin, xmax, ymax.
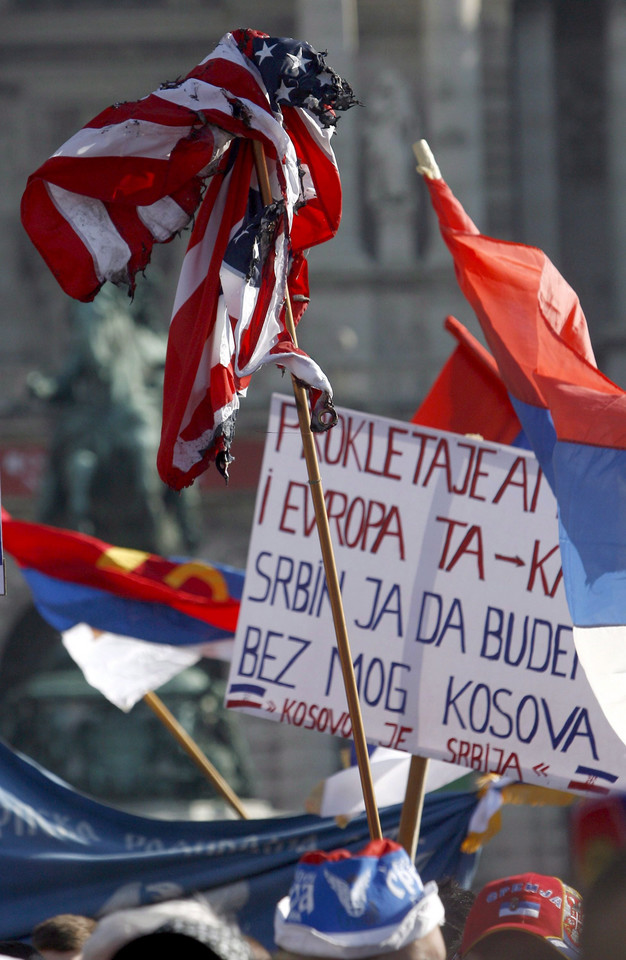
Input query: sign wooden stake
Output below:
<box><xmin>397</xmin><ymin>755</ymin><xmax>430</xmax><ymax>860</ymax></box>
<box><xmin>252</xmin><ymin>140</ymin><xmax>382</xmax><ymax>841</ymax></box>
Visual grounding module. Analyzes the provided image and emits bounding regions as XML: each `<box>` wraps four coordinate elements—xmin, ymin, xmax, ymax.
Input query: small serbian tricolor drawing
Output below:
<box><xmin>499</xmin><ymin>898</ymin><xmax>541</xmax><ymax>919</ymax></box>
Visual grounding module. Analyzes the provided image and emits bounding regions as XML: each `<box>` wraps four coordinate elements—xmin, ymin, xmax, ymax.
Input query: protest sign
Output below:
<box><xmin>226</xmin><ymin>395</ymin><xmax>626</xmax><ymax>796</ymax></box>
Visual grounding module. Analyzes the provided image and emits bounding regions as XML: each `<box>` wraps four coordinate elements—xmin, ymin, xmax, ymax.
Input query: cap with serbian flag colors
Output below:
<box><xmin>459</xmin><ymin>873</ymin><xmax>582</xmax><ymax>959</ymax></box>
<box><xmin>274</xmin><ymin>837</ymin><xmax>444</xmax><ymax>958</ymax></box>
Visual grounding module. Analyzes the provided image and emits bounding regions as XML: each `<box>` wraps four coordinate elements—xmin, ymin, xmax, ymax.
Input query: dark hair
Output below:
<box><xmin>112</xmin><ymin>931</ymin><xmax>222</xmax><ymax>960</ymax></box>
<box><xmin>0</xmin><ymin>943</ymin><xmax>43</xmax><ymax>960</ymax></box>
<box><xmin>32</xmin><ymin>914</ymin><xmax>96</xmax><ymax>952</ymax></box>
<box><xmin>584</xmin><ymin>848</ymin><xmax>626</xmax><ymax>901</ymax></box>
<box><xmin>581</xmin><ymin>849</ymin><xmax>626</xmax><ymax>960</ymax></box>
<box><xmin>437</xmin><ymin>876</ymin><xmax>476</xmax><ymax>959</ymax></box>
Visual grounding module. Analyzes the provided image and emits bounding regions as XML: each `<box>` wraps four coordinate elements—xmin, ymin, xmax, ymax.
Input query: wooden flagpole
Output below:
<box><xmin>252</xmin><ymin>140</ymin><xmax>382</xmax><ymax>841</ymax></box>
<box><xmin>391</xmin><ymin>141</ymin><xmax>447</xmax><ymax>859</ymax></box>
<box><xmin>143</xmin><ymin>690</ymin><xmax>249</xmax><ymax>819</ymax></box>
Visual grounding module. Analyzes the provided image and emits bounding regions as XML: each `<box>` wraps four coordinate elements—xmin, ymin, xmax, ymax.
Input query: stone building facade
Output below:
<box><xmin>0</xmin><ymin>0</ymin><xmax>623</xmax><ymax>882</ymax></box>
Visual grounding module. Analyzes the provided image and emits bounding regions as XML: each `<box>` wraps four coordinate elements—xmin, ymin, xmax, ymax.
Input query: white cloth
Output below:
<box><xmin>274</xmin><ymin>881</ymin><xmax>444</xmax><ymax>959</ymax></box>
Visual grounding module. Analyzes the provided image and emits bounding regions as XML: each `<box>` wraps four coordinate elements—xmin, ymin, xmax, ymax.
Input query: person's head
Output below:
<box><xmin>580</xmin><ymin>849</ymin><xmax>626</xmax><ymax>960</ymax></box>
<box><xmin>458</xmin><ymin>872</ymin><xmax>582</xmax><ymax>960</ymax></box>
<box><xmin>81</xmin><ymin>898</ymin><xmax>251</xmax><ymax>960</ymax></box>
<box><xmin>436</xmin><ymin>877</ymin><xmax>475</xmax><ymax>959</ymax></box>
<box><xmin>32</xmin><ymin>915</ymin><xmax>97</xmax><ymax>960</ymax></box>
<box><xmin>242</xmin><ymin>937</ymin><xmax>270</xmax><ymax>960</ymax></box>
<box><xmin>273</xmin><ymin>837</ymin><xmax>446</xmax><ymax>959</ymax></box>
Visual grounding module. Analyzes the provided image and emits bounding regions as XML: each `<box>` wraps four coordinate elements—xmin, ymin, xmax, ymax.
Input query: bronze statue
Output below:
<box><xmin>28</xmin><ymin>281</ymin><xmax>200</xmax><ymax>555</ymax></box>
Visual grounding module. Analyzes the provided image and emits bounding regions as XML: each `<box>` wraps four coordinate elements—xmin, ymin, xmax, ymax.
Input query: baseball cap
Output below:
<box><xmin>274</xmin><ymin>837</ymin><xmax>444</xmax><ymax>958</ymax></box>
<box><xmin>459</xmin><ymin>873</ymin><xmax>582</xmax><ymax>959</ymax></box>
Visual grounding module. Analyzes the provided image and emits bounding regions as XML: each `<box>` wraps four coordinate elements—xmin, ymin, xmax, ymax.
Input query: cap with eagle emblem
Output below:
<box><xmin>273</xmin><ymin>837</ymin><xmax>445</xmax><ymax>958</ymax></box>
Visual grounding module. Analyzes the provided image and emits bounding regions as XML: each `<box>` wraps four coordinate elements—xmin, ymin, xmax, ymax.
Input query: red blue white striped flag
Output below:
<box><xmin>1</xmin><ymin>508</ymin><xmax>243</xmax><ymax>645</ymax></box>
<box><xmin>21</xmin><ymin>29</ymin><xmax>357</xmax><ymax>488</ymax></box>
<box><xmin>415</xmin><ymin>139</ymin><xmax>626</xmax><ymax>746</ymax></box>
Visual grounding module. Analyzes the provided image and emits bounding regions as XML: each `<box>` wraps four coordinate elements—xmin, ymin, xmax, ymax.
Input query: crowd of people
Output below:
<box><xmin>1</xmin><ymin>835</ymin><xmax>623</xmax><ymax>960</ymax></box>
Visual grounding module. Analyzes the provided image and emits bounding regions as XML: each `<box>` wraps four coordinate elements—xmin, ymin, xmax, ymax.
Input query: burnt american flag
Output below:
<box><xmin>21</xmin><ymin>29</ymin><xmax>357</xmax><ymax>488</ymax></box>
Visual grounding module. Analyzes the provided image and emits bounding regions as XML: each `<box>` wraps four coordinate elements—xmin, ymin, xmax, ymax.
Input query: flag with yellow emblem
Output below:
<box><xmin>2</xmin><ymin>509</ymin><xmax>242</xmax><ymax>647</ymax></box>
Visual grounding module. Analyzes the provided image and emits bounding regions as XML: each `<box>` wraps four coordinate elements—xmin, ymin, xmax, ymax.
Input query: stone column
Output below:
<box><xmin>420</xmin><ymin>0</ymin><xmax>485</xmax><ymax>265</ymax></box>
<box><xmin>605</xmin><ymin>0</ymin><xmax>626</xmax><ymax>383</ymax></box>
<box><xmin>296</xmin><ymin>0</ymin><xmax>365</xmax><ymax>266</ymax></box>
<box><xmin>361</xmin><ymin>65</ymin><xmax>420</xmax><ymax>267</ymax></box>
<box><xmin>511</xmin><ymin>0</ymin><xmax>560</xmax><ymax>258</ymax></box>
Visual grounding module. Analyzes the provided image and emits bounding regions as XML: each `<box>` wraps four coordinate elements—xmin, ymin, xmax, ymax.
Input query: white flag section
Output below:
<box><xmin>572</xmin><ymin>626</ymin><xmax>626</xmax><ymax>754</ymax></box>
<box><xmin>62</xmin><ymin>624</ymin><xmax>205</xmax><ymax>711</ymax></box>
<box><xmin>318</xmin><ymin>749</ymin><xmax>472</xmax><ymax>819</ymax></box>
<box><xmin>226</xmin><ymin>395</ymin><xmax>626</xmax><ymax>797</ymax></box>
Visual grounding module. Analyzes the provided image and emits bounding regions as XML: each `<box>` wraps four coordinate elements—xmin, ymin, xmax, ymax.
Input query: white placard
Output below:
<box><xmin>226</xmin><ymin>396</ymin><xmax>626</xmax><ymax>795</ymax></box>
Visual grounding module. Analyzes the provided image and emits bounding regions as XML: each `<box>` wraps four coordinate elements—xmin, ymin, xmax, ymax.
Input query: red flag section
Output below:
<box><xmin>422</xmin><ymin>175</ymin><xmax>604</xmax><ymax>423</ymax></box>
<box><xmin>412</xmin><ymin>315</ymin><xmax>522</xmax><ymax>445</ymax></box>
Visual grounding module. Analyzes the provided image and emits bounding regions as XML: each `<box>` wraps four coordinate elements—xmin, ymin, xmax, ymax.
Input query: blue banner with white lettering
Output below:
<box><xmin>0</xmin><ymin>740</ymin><xmax>479</xmax><ymax>947</ymax></box>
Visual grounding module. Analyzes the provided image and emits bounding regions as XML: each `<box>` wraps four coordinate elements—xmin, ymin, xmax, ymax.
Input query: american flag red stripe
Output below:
<box><xmin>283</xmin><ymin>106</ymin><xmax>343</xmax><ymax>250</ymax></box>
<box><xmin>22</xmin><ymin>29</ymin><xmax>354</xmax><ymax>488</ymax></box>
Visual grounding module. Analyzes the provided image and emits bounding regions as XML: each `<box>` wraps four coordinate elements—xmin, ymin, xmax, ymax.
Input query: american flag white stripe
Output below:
<box><xmin>267</xmin><ymin>348</ymin><xmax>332</xmax><ymax>393</ymax></box>
<box><xmin>51</xmin><ymin>119</ymin><xmax>195</xmax><ymax>162</ymax></box>
<box><xmin>47</xmin><ymin>183</ymin><xmax>131</xmax><ymax>284</ymax></box>
<box><xmin>172</xmin><ymin>172</ymin><xmax>241</xmax><ymax>438</ymax></box>
<box><xmin>137</xmin><ymin>197</ymin><xmax>191</xmax><ymax>242</ymax></box>
<box><xmin>197</xmin><ymin>33</ymin><xmax>263</xmax><ymax>71</ymax></box>
<box><xmin>155</xmin><ymin>79</ymin><xmax>300</xmax><ymax>211</ymax></box>
<box><xmin>170</xmin><ymin>183</ymin><xmax>230</xmax><ymax>316</ymax></box>
<box><xmin>295</xmin><ymin>104</ymin><xmax>337</xmax><ymax>159</ymax></box>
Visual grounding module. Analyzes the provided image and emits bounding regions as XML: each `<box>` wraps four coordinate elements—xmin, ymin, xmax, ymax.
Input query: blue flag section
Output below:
<box><xmin>0</xmin><ymin>740</ymin><xmax>479</xmax><ymax>947</ymax></box>
<box><xmin>19</xmin><ymin>568</ymin><xmax>242</xmax><ymax>647</ymax></box>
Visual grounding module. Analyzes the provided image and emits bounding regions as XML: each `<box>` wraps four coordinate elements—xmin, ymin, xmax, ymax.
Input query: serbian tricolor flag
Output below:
<box><xmin>21</xmin><ymin>30</ymin><xmax>357</xmax><ymax>489</ymax></box>
<box><xmin>412</xmin><ymin>314</ymin><xmax>525</xmax><ymax>446</ymax></box>
<box><xmin>416</xmin><ymin>140</ymin><xmax>626</xmax><ymax>745</ymax></box>
<box><xmin>2</xmin><ymin>509</ymin><xmax>242</xmax><ymax>647</ymax></box>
